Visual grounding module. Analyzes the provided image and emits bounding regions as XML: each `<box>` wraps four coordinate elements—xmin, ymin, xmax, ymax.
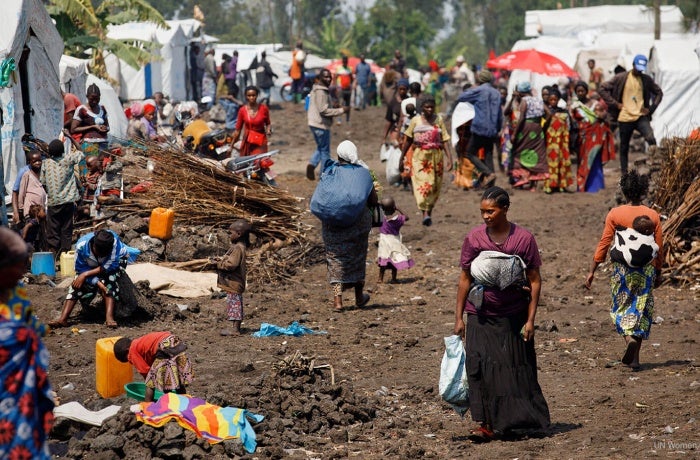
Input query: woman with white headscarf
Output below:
<box><xmin>311</xmin><ymin>140</ymin><xmax>378</xmax><ymax>311</ymax></box>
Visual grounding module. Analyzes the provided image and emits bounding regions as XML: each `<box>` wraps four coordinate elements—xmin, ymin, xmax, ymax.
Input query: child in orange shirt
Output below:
<box><xmin>114</xmin><ymin>332</ymin><xmax>193</xmax><ymax>402</ymax></box>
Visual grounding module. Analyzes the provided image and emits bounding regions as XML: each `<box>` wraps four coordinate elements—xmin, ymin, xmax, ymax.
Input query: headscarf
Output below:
<box><xmin>130</xmin><ymin>102</ymin><xmax>144</xmax><ymax>118</ymax></box>
<box><xmin>516</xmin><ymin>81</ymin><xmax>531</xmax><ymax>94</ymax></box>
<box><xmin>477</xmin><ymin>69</ymin><xmax>493</xmax><ymax>84</ymax></box>
<box><xmin>397</xmin><ymin>78</ymin><xmax>410</xmax><ymax>89</ymax></box>
<box><xmin>0</xmin><ymin>227</ymin><xmax>28</xmax><ymax>269</ymax></box>
<box><xmin>336</xmin><ymin>140</ymin><xmax>368</xmax><ymax>169</ymax></box>
<box><xmin>144</xmin><ymin>104</ymin><xmax>156</xmax><ymax>116</ymax></box>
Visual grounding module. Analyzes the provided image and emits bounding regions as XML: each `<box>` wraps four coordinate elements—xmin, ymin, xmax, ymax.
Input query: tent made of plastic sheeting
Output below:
<box><xmin>1</xmin><ymin>0</ymin><xmax>64</xmax><ymax>207</ymax></box>
<box><xmin>648</xmin><ymin>39</ymin><xmax>700</xmax><ymax>141</ymax></box>
<box><xmin>60</xmin><ymin>55</ymin><xmax>88</xmax><ymax>98</ymax></box>
<box><xmin>105</xmin><ymin>22</ymin><xmax>169</xmax><ymax>100</ymax></box>
<box><xmin>525</xmin><ymin>5</ymin><xmax>685</xmax><ymax>38</ymax></box>
<box><xmin>105</xmin><ymin>21</ymin><xmax>191</xmax><ymax>101</ymax></box>
<box><xmin>167</xmin><ymin>19</ymin><xmax>202</xmax><ymax>40</ymax></box>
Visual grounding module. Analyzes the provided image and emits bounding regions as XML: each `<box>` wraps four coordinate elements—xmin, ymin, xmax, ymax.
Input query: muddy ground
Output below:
<box><xmin>26</xmin><ymin>101</ymin><xmax>699</xmax><ymax>459</ymax></box>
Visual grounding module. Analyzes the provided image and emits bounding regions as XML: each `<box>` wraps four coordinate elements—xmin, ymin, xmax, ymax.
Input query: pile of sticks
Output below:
<box><xmin>651</xmin><ymin>137</ymin><xmax>700</xmax><ymax>285</ymax></box>
<box><xmin>126</xmin><ymin>141</ymin><xmax>321</xmax><ymax>285</ymax></box>
<box><xmin>135</xmin><ymin>142</ymin><xmax>307</xmax><ymax>242</ymax></box>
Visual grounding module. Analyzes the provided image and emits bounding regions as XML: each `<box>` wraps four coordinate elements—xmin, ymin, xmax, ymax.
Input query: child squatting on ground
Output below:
<box><xmin>215</xmin><ymin>219</ymin><xmax>251</xmax><ymax>336</ymax></box>
<box><xmin>377</xmin><ymin>197</ymin><xmax>415</xmax><ymax>283</ymax></box>
<box><xmin>114</xmin><ymin>332</ymin><xmax>194</xmax><ymax>402</ymax></box>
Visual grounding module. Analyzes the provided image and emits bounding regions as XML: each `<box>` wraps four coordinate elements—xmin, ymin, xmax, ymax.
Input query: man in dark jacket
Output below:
<box><xmin>598</xmin><ymin>54</ymin><xmax>663</xmax><ymax>174</ymax></box>
<box><xmin>255</xmin><ymin>51</ymin><xmax>278</xmax><ymax>106</ymax></box>
<box><xmin>456</xmin><ymin>69</ymin><xmax>502</xmax><ymax>186</ymax></box>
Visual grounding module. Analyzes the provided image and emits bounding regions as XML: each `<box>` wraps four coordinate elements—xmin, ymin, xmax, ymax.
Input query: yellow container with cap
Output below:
<box><xmin>95</xmin><ymin>337</ymin><xmax>133</xmax><ymax>398</ymax></box>
<box><xmin>149</xmin><ymin>207</ymin><xmax>175</xmax><ymax>240</ymax></box>
<box><xmin>60</xmin><ymin>251</ymin><xmax>76</xmax><ymax>278</ymax></box>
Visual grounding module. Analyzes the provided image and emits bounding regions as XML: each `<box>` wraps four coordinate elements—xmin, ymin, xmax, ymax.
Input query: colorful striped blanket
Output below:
<box><xmin>134</xmin><ymin>393</ymin><xmax>264</xmax><ymax>453</ymax></box>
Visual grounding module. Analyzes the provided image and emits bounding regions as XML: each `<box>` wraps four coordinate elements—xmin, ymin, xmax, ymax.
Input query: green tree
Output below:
<box><xmin>48</xmin><ymin>0</ymin><xmax>167</xmax><ymax>79</ymax></box>
<box><xmin>304</xmin><ymin>16</ymin><xmax>353</xmax><ymax>58</ymax></box>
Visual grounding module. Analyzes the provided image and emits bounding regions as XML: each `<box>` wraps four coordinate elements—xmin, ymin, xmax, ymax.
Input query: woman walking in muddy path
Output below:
<box><xmin>585</xmin><ymin>171</ymin><xmax>663</xmax><ymax>370</ymax></box>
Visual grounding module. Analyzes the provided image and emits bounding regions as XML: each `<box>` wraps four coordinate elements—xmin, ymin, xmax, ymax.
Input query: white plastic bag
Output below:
<box><xmin>439</xmin><ymin>335</ymin><xmax>470</xmax><ymax>416</ymax></box>
<box><xmin>379</xmin><ymin>143</ymin><xmax>390</xmax><ymax>162</ymax></box>
<box><xmin>385</xmin><ymin>145</ymin><xmax>402</xmax><ymax>185</ymax></box>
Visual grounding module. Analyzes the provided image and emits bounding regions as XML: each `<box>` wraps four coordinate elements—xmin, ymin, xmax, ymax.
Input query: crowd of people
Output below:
<box><xmin>0</xmin><ymin>42</ymin><xmax>674</xmax><ymax>452</ymax></box>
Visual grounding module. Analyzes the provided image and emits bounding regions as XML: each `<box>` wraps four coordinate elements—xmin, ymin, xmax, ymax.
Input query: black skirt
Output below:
<box><xmin>465</xmin><ymin>311</ymin><xmax>550</xmax><ymax>433</ymax></box>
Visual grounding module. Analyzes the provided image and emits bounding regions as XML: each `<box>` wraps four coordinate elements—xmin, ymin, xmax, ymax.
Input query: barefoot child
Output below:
<box><xmin>377</xmin><ymin>197</ymin><xmax>414</xmax><ymax>283</ymax></box>
<box><xmin>216</xmin><ymin>220</ymin><xmax>251</xmax><ymax>335</ymax></box>
<box><xmin>114</xmin><ymin>332</ymin><xmax>193</xmax><ymax>402</ymax></box>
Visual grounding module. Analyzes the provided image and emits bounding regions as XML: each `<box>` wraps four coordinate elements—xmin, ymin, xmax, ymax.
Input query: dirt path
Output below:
<box><xmin>30</xmin><ymin>102</ymin><xmax>699</xmax><ymax>459</ymax></box>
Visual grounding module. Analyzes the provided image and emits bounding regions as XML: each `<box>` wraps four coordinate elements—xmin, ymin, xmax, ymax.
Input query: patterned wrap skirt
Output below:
<box><xmin>145</xmin><ymin>334</ymin><xmax>194</xmax><ymax>392</ymax></box>
<box><xmin>609</xmin><ymin>262</ymin><xmax>655</xmax><ymax>339</ymax></box>
<box><xmin>322</xmin><ymin>210</ymin><xmax>372</xmax><ymax>285</ymax></box>
<box><xmin>66</xmin><ymin>257</ymin><xmax>128</xmax><ymax>307</ymax></box>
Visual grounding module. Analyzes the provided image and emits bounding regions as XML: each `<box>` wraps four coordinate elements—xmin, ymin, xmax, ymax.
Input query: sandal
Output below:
<box><xmin>104</xmin><ymin>320</ymin><xmax>118</xmax><ymax>329</ymax></box>
<box><xmin>48</xmin><ymin>320</ymin><xmax>69</xmax><ymax>329</ymax></box>
<box><xmin>355</xmin><ymin>293</ymin><xmax>371</xmax><ymax>308</ymax></box>
<box><xmin>422</xmin><ymin>216</ymin><xmax>433</xmax><ymax>227</ymax></box>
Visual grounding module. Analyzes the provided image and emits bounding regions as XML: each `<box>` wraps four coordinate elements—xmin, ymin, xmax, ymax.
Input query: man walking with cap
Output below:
<box><xmin>599</xmin><ymin>54</ymin><xmax>663</xmax><ymax>174</ymax></box>
<box><xmin>456</xmin><ymin>69</ymin><xmax>502</xmax><ymax>187</ymax></box>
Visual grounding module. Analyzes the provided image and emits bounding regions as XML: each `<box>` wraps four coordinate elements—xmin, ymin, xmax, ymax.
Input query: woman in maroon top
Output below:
<box><xmin>231</xmin><ymin>86</ymin><xmax>271</xmax><ymax>156</ymax></box>
<box><xmin>454</xmin><ymin>186</ymin><xmax>550</xmax><ymax>440</ymax></box>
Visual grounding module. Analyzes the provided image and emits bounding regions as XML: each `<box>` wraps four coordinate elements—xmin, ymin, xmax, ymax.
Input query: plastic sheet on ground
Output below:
<box><xmin>53</xmin><ymin>401</ymin><xmax>122</xmax><ymax>427</ymax></box>
<box><xmin>252</xmin><ymin>321</ymin><xmax>326</xmax><ymax>338</ymax></box>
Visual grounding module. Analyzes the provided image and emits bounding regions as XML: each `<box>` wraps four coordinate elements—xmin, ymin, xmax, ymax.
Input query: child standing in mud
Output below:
<box><xmin>215</xmin><ymin>220</ymin><xmax>251</xmax><ymax>335</ymax></box>
<box><xmin>114</xmin><ymin>332</ymin><xmax>193</xmax><ymax>402</ymax></box>
<box><xmin>377</xmin><ymin>197</ymin><xmax>414</xmax><ymax>283</ymax></box>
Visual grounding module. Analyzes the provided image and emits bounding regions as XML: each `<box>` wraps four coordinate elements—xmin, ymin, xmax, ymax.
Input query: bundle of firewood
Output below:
<box><xmin>651</xmin><ymin>137</ymin><xmax>700</xmax><ymax>285</ymax></box>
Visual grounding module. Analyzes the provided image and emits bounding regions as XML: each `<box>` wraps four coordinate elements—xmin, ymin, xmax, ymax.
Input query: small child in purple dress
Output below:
<box><xmin>377</xmin><ymin>197</ymin><xmax>415</xmax><ymax>283</ymax></box>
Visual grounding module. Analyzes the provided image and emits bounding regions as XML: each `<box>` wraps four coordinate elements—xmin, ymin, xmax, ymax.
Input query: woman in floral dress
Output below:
<box><xmin>399</xmin><ymin>96</ymin><xmax>453</xmax><ymax>226</ymax></box>
<box><xmin>543</xmin><ymin>88</ymin><xmax>574</xmax><ymax>193</ymax></box>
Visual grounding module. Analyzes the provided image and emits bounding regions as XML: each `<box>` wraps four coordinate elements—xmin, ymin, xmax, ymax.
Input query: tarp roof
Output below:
<box><xmin>1</xmin><ymin>0</ymin><xmax>64</xmax><ymax>205</ymax></box>
<box><xmin>648</xmin><ymin>38</ymin><xmax>700</xmax><ymax>139</ymax></box>
<box><xmin>525</xmin><ymin>5</ymin><xmax>685</xmax><ymax>38</ymax></box>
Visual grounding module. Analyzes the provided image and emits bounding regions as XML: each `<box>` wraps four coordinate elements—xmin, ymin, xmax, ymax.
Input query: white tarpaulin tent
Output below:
<box><xmin>106</xmin><ymin>22</ymin><xmax>191</xmax><ymax>101</ymax></box>
<box><xmin>525</xmin><ymin>5</ymin><xmax>685</xmax><ymax>38</ymax></box>
<box><xmin>1</xmin><ymin>0</ymin><xmax>64</xmax><ymax>210</ymax></box>
<box><xmin>155</xmin><ymin>24</ymin><xmax>189</xmax><ymax>101</ymax></box>
<box><xmin>648</xmin><ymin>38</ymin><xmax>700</xmax><ymax>140</ymax></box>
<box><xmin>106</xmin><ymin>22</ymin><xmax>168</xmax><ymax>100</ymax></box>
<box><xmin>59</xmin><ymin>55</ymin><xmax>129</xmax><ymax>140</ymax></box>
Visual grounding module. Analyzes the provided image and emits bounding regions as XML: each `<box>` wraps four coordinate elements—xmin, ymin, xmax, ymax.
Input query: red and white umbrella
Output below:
<box><xmin>486</xmin><ymin>49</ymin><xmax>578</xmax><ymax>78</ymax></box>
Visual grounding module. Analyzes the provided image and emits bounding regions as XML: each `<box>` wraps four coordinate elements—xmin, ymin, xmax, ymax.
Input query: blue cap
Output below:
<box><xmin>633</xmin><ymin>54</ymin><xmax>647</xmax><ymax>72</ymax></box>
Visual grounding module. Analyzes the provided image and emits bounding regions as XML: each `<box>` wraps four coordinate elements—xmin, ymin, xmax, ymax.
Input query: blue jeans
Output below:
<box><xmin>309</xmin><ymin>127</ymin><xmax>331</xmax><ymax>168</ymax></box>
<box><xmin>219</xmin><ymin>98</ymin><xmax>240</xmax><ymax>131</ymax></box>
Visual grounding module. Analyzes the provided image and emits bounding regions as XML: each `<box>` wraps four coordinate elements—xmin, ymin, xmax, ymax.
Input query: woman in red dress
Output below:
<box><xmin>231</xmin><ymin>86</ymin><xmax>272</xmax><ymax>156</ymax></box>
